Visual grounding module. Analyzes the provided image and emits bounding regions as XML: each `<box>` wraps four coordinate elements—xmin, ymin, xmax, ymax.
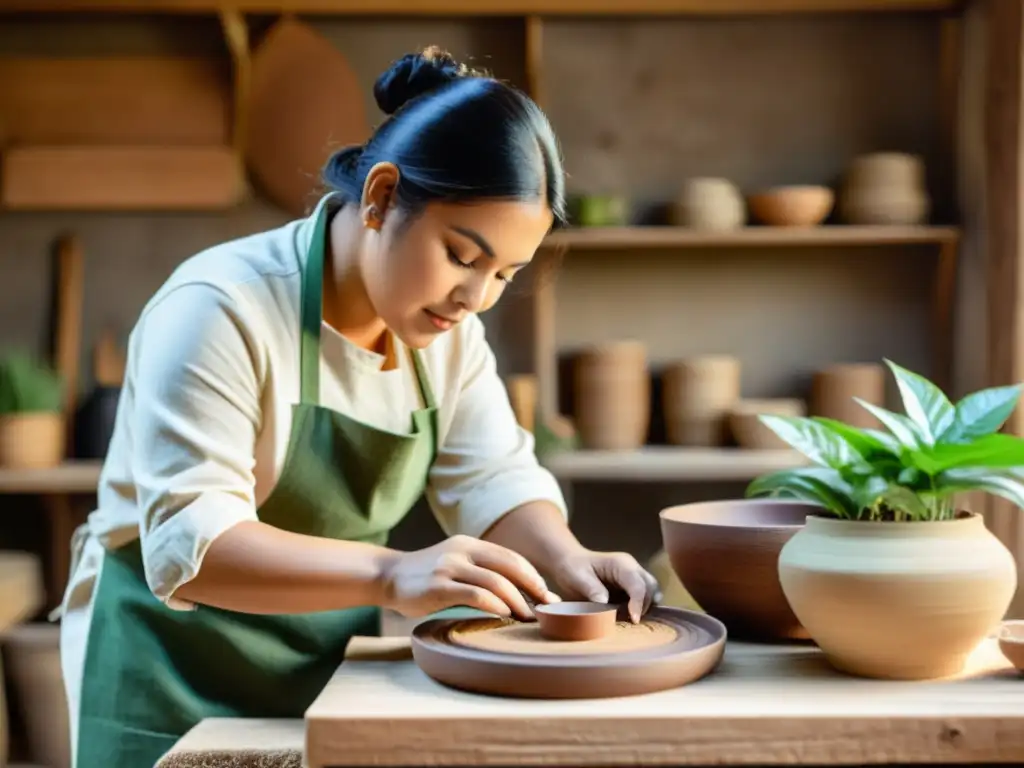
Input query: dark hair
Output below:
<box><xmin>322</xmin><ymin>46</ymin><xmax>566</xmax><ymax>230</ymax></box>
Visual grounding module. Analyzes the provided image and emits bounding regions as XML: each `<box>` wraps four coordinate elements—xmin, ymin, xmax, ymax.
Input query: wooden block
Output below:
<box><xmin>155</xmin><ymin>719</ymin><xmax>302</xmax><ymax>768</ymax></box>
<box><xmin>0</xmin><ymin>56</ymin><xmax>231</xmax><ymax>146</ymax></box>
<box><xmin>1</xmin><ymin>145</ymin><xmax>247</xmax><ymax>211</ymax></box>
<box><xmin>307</xmin><ymin>635</ymin><xmax>1024</xmax><ymax>766</ymax></box>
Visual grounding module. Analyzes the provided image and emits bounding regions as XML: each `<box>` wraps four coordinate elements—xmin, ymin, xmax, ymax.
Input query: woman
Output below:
<box><xmin>58</xmin><ymin>47</ymin><xmax>660</xmax><ymax>767</ymax></box>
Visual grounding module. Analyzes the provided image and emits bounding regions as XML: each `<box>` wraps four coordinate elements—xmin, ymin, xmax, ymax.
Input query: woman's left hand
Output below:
<box><xmin>548</xmin><ymin>550</ymin><xmax>662</xmax><ymax>623</ymax></box>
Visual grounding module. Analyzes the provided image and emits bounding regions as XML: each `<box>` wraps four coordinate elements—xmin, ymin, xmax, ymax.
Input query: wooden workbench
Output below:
<box><xmin>300</xmin><ymin>634</ymin><xmax>1024</xmax><ymax>767</ymax></box>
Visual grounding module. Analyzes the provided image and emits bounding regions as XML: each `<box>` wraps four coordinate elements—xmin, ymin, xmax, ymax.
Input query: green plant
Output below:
<box><xmin>0</xmin><ymin>353</ymin><xmax>63</xmax><ymax>416</ymax></box>
<box><xmin>745</xmin><ymin>359</ymin><xmax>1024</xmax><ymax>521</ymax></box>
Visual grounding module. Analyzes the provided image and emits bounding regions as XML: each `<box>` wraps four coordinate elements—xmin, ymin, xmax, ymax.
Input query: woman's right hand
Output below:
<box><xmin>377</xmin><ymin>535</ymin><xmax>560</xmax><ymax>621</ymax></box>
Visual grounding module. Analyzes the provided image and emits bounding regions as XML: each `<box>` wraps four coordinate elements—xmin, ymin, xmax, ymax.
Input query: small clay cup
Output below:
<box><xmin>998</xmin><ymin>620</ymin><xmax>1024</xmax><ymax>672</ymax></box>
<box><xmin>535</xmin><ymin>602</ymin><xmax>618</xmax><ymax>642</ymax></box>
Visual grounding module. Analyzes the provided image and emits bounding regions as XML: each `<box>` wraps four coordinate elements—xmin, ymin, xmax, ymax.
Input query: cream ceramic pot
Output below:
<box><xmin>778</xmin><ymin>513</ymin><xmax>1017</xmax><ymax>680</ymax></box>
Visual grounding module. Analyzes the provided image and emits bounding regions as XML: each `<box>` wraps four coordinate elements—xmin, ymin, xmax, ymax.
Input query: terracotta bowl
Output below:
<box><xmin>535</xmin><ymin>602</ymin><xmax>618</xmax><ymax>641</ymax></box>
<box><xmin>748</xmin><ymin>185</ymin><xmax>834</xmax><ymax>227</ymax></box>
<box><xmin>659</xmin><ymin>499</ymin><xmax>820</xmax><ymax>641</ymax></box>
<box><xmin>998</xmin><ymin>620</ymin><xmax>1024</xmax><ymax>672</ymax></box>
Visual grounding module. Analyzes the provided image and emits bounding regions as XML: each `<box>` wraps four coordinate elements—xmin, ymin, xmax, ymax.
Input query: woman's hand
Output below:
<box><xmin>548</xmin><ymin>550</ymin><xmax>662</xmax><ymax>624</ymax></box>
<box><xmin>377</xmin><ymin>535</ymin><xmax>561</xmax><ymax>621</ymax></box>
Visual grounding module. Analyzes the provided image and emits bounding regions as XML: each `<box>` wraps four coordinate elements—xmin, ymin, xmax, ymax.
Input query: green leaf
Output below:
<box><xmin>854</xmin><ymin>398</ymin><xmax>926</xmax><ymax>449</ymax></box>
<box><xmin>757</xmin><ymin>415</ymin><xmax>866</xmax><ymax>469</ymax></box>
<box><xmin>940</xmin><ymin>384</ymin><xmax>1023</xmax><ymax>443</ymax></box>
<box><xmin>745</xmin><ymin>466</ymin><xmax>856</xmax><ymax>517</ymax></box>
<box><xmin>884</xmin><ymin>359</ymin><xmax>954</xmax><ymax>444</ymax></box>
<box><xmin>811</xmin><ymin>417</ymin><xmax>902</xmax><ymax>460</ymax></box>
<box><xmin>873</xmin><ymin>485</ymin><xmax>931</xmax><ymax>519</ymax></box>
<box><xmin>911</xmin><ymin>432</ymin><xmax>1024</xmax><ymax>473</ymax></box>
<box><xmin>0</xmin><ymin>353</ymin><xmax>63</xmax><ymax>415</ymax></box>
<box><xmin>934</xmin><ymin>468</ymin><xmax>1024</xmax><ymax>510</ymax></box>
<box><xmin>849</xmin><ymin>474</ymin><xmax>890</xmax><ymax>509</ymax></box>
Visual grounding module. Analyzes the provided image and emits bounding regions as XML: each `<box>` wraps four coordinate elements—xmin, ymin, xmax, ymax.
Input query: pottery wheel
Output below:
<box><xmin>411</xmin><ymin>606</ymin><xmax>726</xmax><ymax>700</ymax></box>
<box><xmin>450</xmin><ymin>617</ymin><xmax>679</xmax><ymax>655</ymax></box>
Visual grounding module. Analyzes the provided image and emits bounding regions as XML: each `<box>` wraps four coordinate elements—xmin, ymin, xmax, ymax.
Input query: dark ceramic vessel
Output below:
<box><xmin>659</xmin><ymin>498</ymin><xmax>820</xmax><ymax>641</ymax></box>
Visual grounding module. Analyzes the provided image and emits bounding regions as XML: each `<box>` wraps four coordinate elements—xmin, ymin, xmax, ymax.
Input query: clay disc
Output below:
<box><xmin>411</xmin><ymin>606</ymin><xmax>726</xmax><ymax>699</ymax></box>
<box><xmin>450</xmin><ymin>616</ymin><xmax>678</xmax><ymax>656</ymax></box>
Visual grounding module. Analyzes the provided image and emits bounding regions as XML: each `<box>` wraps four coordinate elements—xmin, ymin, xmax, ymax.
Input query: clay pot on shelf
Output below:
<box><xmin>728</xmin><ymin>398</ymin><xmax>806</xmax><ymax>450</ymax></box>
<box><xmin>810</xmin><ymin>363</ymin><xmax>885</xmax><ymax>430</ymax></box>
<box><xmin>505</xmin><ymin>374</ymin><xmax>538</xmax><ymax>434</ymax></box>
<box><xmin>838</xmin><ymin>152</ymin><xmax>930</xmax><ymax>225</ymax></box>
<box><xmin>662</xmin><ymin>356</ymin><xmax>740</xmax><ymax>447</ymax></box>
<box><xmin>0</xmin><ymin>412</ymin><xmax>64</xmax><ymax>469</ymax></box>
<box><xmin>747</xmin><ymin>185</ymin><xmax>834</xmax><ymax>227</ymax></box>
<box><xmin>573</xmin><ymin>341</ymin><xmax>649</xmax><ymax>451</ymax></box>
<box><xmin>671</xmin><ymin>177</ymin><xmax>746</xmax><ymax>231</ymax></box>
<box><xmin>659</xmin><ymin>499</ymin><xmax>816</xmax><ymax>641</ymax></box>
<box><xmin>569</xmin><ymin>195</ymin><xmax>631</xmax><ymax>227</ymax></box>
<box><xmin>778</xmin><ymin>513</ymin><xmax>1017</xmax><ymax>680</ymax></box>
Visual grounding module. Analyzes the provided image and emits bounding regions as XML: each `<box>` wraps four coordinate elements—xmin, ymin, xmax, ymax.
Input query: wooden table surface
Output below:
<box><xmin>305</xmin><ymin>633</ymin><xmax>1024</xmax><ymax>766</ymax></box>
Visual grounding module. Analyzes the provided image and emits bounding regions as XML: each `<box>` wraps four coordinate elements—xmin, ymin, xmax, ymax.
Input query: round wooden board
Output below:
<box><xmin>410</xmin><ymin>606</ymin><xmax>727</xmax><ymax>699</ymax></box>
<box><xmin>246</xmin><ymin>18</ymin><xmax>369</xmax><ymax>216</ymax></box>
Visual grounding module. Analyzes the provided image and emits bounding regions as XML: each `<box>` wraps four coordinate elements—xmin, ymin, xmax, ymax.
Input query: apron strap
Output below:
<box><xmin>299</xmin><ymin>199</ymin><xmax>330</xmax><ymax>405</ymax></box>
<box><xmin>299</xmin><ymin>198</ymin><xmax>438</xmax><ymax>413</ymax></box>
<box><xmin>409</xmin><ymin>349</ymin><xmax>437</xmax><ymax>411</ymax></box>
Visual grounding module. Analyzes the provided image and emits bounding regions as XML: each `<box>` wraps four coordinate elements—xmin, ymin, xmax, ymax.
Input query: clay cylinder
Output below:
<box><xmin>838</xmin><ymin>152</ymin><xmax>930</xmax><ymax>226</ymax></box>
<box><xmin>662</xmin><ymin>356</ymin><xmax>741</xmax><ymax>446</ymax></box>
<box><xmin>505</xmin><ymin>375</ymin><xmax>538</xmax><ymax>434</ymax></box>
<box><xmin>811</xmin><ymin>363</ymin><xmax>885</xmax><ymax>430</ymax></box>
<box><xmin>573</xmin><ymin>341</ymin><xmax>650</xmax><ymax>451</ymax></box>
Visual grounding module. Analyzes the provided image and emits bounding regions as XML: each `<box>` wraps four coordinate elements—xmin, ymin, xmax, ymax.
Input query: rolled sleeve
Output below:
<box><xmin>426</xmin><ymin>317</ymin><xmax>567</xmax><ymax>539</ymax></box>
<box><xmin>129</xmin><ymin>282</ymin><xmax>264</xmax><ymax>609</ymax></box>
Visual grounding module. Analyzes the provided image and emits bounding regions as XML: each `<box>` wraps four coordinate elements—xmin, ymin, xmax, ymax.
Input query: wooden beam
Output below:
<box><xmin>983</xmin><ymin>0</ymin><xmax>1024</xmax><ymax>618</ymax></box>
<box><xmin>985</xmin><ymin>0</ymin><xmax>1024</xmax><ymax>431</ymax></box>
<box><xmin>0</xmin><ymin>0</ymin><xmax>960</xmax><ymax>15</ymax></box>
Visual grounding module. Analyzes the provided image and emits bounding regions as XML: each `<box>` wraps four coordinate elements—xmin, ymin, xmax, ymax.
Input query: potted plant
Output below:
<box><xmin>0</xmin><ymin>353</ymin><xmax>65</xmax><ymax>469</ymax></box>
<box><xmin>746</xmin><ymin>359</ymin><xmax>1021</xmax><ymax>680</ymax></box>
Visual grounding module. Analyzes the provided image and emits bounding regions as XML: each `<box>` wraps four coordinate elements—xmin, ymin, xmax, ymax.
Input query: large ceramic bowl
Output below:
<box><xmin>659</xmin><ymin>499</ymin><xmax>820</xmax><ymax>641</ymax></box>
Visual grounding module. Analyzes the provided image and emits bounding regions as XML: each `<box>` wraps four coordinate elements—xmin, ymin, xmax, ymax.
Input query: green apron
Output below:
<box><xmin>74</xmin><ymin>199</ymin><xmax>439</xmax><ymax>768</ymax></box>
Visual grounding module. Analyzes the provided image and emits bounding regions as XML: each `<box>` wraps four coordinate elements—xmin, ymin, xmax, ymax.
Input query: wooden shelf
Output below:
<box><xmin>0</xmin><ymin>461</ymin><xmax>102</xmax><ymax>495</ymax></box>
<box><xmin>0</xmin><ymin>0</ymin><xmax>961</xmax><ymax>15</ymax></box>
<box><xmin>541</xmin><ymin>447</ymin><xmax>808</xmax><ymax>482</ymax></box>
<box><xmin>542</xmin><ymin>225</ymin><xmax>961</xmax><ymax>251</ymax></box>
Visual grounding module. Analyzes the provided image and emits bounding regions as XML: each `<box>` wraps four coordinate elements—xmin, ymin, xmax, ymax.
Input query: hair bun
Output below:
<box><xmin>373</xmin><ymin>46</ymin><xmax>485</xmax><ymax>116</ymax></box>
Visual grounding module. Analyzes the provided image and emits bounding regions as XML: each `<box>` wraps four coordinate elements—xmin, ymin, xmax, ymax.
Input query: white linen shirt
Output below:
<box><xmin>80</xmin><ymin>197</ymin><xmax>567</xmax><ymax>611</ymax></box>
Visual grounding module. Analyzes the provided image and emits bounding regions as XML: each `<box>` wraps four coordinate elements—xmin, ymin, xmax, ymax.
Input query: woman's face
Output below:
<box><xmin>361</xmin><ymin>188</ymin><xmax>554</xmax><ymax>349</ymax></box>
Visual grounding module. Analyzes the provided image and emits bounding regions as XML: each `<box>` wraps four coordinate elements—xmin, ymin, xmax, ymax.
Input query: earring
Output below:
<box><xmin>364</xmin><ymin>205</ymin><xmax>381</xmax><ymax>230</ymax></box>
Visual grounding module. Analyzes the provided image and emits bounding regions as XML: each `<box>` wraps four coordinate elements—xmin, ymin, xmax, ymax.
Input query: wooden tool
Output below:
<box><xmin>52</xmin><ymin>233</ymin><xmax>84</xmax><ymax>452</ymax></box>
<box><xmin>93</xmin><ymin>328</ymin><xmax>126</xmax><ymax>388</ymax></box>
